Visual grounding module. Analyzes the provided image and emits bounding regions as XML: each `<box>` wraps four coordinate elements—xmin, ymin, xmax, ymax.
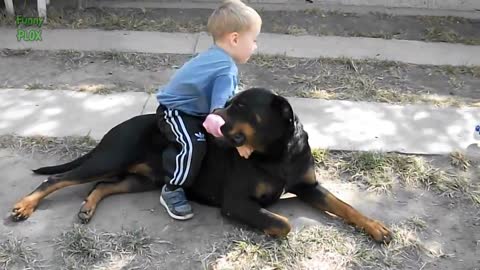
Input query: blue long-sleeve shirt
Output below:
<box><xmin>156</xmin><ymin>45</ymin><xmax>238</xmax><ymax>117</ymax></box>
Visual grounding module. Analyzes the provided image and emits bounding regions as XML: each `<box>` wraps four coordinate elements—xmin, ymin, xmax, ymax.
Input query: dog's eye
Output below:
<box><xmin>230</xmin><ymin>102</ymin><xmax>245</xmax><ymax>111</ymax></box>
<box><xmin>232</xmin><ymin>133</ymin><xmax>246</xmax><ymax>145</ymax></box>
<box><xmin>233</xmin><ymin>133</ymin><xmax>243</xmax><ymax>140</ymax></box>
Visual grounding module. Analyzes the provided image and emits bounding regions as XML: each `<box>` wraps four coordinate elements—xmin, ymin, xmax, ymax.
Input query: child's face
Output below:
<box><xmin>231</xmin><ymin>21</ymin><xmax>261</xmax><ymax>64</ymax></box>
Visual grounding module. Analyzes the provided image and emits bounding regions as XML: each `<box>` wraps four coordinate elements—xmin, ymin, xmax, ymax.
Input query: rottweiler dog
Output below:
<box><xmin>10</xmin><ymin>88</ymin><xmax>392</xmax><ymax>243</ymax></box>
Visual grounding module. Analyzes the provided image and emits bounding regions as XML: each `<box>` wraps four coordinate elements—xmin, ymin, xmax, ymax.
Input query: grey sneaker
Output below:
<box><xmin>160</xmin><ymin>186</ymin><xmax>194</xmax><ymax>220</ymax></box>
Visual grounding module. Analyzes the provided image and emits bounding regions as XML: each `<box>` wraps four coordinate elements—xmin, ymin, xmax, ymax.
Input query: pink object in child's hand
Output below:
<box><xmin>203</xmin><ymin>114</ymin><xmax>225</xmax><ymax>137</ymax></box>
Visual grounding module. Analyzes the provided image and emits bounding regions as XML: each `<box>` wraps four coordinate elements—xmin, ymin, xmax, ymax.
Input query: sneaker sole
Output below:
<box><xmin>160</xmin><ymin>195</ymin><xmax>194</xmax><ymax>220</ymax></box>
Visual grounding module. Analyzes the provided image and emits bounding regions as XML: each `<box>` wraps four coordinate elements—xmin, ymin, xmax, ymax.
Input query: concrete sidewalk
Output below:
<box><xmin>1</xmin><ymin>88</ymin><xmax>479</xmax><ymax>155</ymax></box>
<box><xmin>1</xmin><ymin>28</ymin><xmax>480</xmax><ymax>66</ymax></box>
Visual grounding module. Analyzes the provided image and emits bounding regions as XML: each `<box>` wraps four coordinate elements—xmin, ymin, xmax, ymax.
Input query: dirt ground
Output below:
<box><xmin>0</xmin><ymin>139</ymin><xmax>479</xmax><ymax>269</ymax></box>
<box><xmin>1</xmin><ymin>50</ymin><xmax>479</xmax><ymax>107</ymax></box>
<box><xmin>1</xmin><ymin>6</ymin><xmax>480</xmax><ymax>45</ymax></box>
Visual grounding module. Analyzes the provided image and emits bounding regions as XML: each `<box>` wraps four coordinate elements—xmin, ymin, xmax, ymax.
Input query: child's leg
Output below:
<box><xmin>156</xmin><ymin>105</ymin><xmax>206</xmax><ymax>220</ymax></box>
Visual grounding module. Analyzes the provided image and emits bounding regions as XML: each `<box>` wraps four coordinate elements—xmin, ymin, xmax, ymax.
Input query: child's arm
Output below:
<box><xmin>210</xmin><ymin>74</ymin><xmax>236</xmax><ymax>113</ymax></box>
<box><xmin>203</xmin><ymin>75</ymin><xmax>235</xmax><ymax>137</ymax></box>
<box><xmin>203</xmin><ymin>74</ymin><xmax>253</xmax><ymax>159</ymax></box>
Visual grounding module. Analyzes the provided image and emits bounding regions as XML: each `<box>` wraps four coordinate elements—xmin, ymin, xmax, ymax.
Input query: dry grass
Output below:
<box><xmin>313</xmin><ymin>149</ymin><xmax>480</xmax><ymax>205</ymax></box>
<box><xmin>1</xmin><ymin>48</ymin><xmax>33</xmax><ymax>57</ymax></box>
<box><xmin>303</xmin><ymin>8</ymin><xmax>338</xmax><ymax>16</ymax></box>
<box><xmin>0</xmin><ymin>6</ymin><xmax>206</xmax><ymax>32</ymax></box>
<box><xmin>285</xmin><ymin>25</ymin><xmax>308</xmax><ymax>36</ymax></box>
<box><xmin>425</xmin><ymin>27</ymin><xmax>460</xmax><ymax>43</ymax></box>
<box><xmin>63</xmin><ymin>11</ymin><xmax>203</xmax><ymax>32</ymax></box>
<box><xmin>0</xmin><ymin>134</ymin><xmax>98</xmax><ymax>161</ymax></box>
<box><xmin>448</xmin><ymin>76</ymin><xmax>465</xmax><ymax>90</ymax></box>
<box><xmin>349</xmin><ymin>31</ymin><xmax>395</xmax><ymax>39</ymax></box>
<box><xmin>1</xmin><ymin>49</ymin><xmax>184</xmax><ymax>71</ymax></box>
<box><xmin>449</xmin><ymin>151</ymin><xmax>471</xmax><ymax>171</ymax></box>
<box><xmin>438</xmin><ymin>65</ymin><xmax>480</xmax><ymax>78</ymax></box>
<box><xmin>311</xmin><ymin>148</ymin><xmax>330</xmax><ymax>166</ymax></box>
<box><xmin>406</xmin><ymin>216</ymin><xmax>428</xmax><ymax>230</ymax></box>
<box><xmin>55</xmin><ymin>50</ymin><xmax>183</xmax><ymax>71</ymax></box>
<box><xmin>202</xmin><ymin>217</ymin><xmax>443</xmax><ymax>270</ymax></box>
<box><xmin>249</xmin><ymin>54</ymin><xmax>304</xmax><ymax>70</ymax></box>
<box><xmin>290</xmin><ymin>71</ymin><xmax>465</xmax><ymax>107</ymax></box>
<box><xmin>250</xmin><ymin>55</ymin><xmax>477</xmax><ymax>107</ymax></box>
<box><xmin>2</xmin><ymin>49</ymin><xmax>478</xmax><ymax>107</ymax></box>
<box><xmin>381</xmin><ymin>221</ymin><xmax>445</xmax><ymax>267</ymax></box>
<box><xmin>0</xmin><ymin>233</ymin><xmax>45</xmax><ymax>269</ymax></box>
<box><xmin>419</xmin><ymin>16</ymin><xmax>480</xmax><ymax>45</ymax></box>
<box><xmin>252</xmin><ymin>53</ymin><xmax>480</xmax><ymax>87</ymax></box>
<box><xmin>424</xmin><ymin>27</ymin><xmax>480</xmax><ymax>45</ymax></box>
<box><xmin>25</xmin><ymin>82</ymin><xmax>55</xmax><ymax>90</ymax></box>
<box><xmin>77</xmin><ymin>83</ymin><xmax>116</xmax><ymax>94</ymax></box>
<box><xmin>338</xmin><ymin>151</ymin><xmax>395</xmax><ymax>193</ymax></box>
<box><xmin>1</xmin><ymin>223</ymin><xmax>173</xmax><ymax>270</ymax></box>
<box><xmin>55</xmin><ymin>225</ymin><xmax>170</xmax><ymax>270</ymax></box>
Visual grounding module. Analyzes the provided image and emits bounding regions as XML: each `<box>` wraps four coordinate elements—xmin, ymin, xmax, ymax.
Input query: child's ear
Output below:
<box><xmin>230</xmin><ymin>32</ymin><xmax>239</xmax><ymax>45</ymax></box>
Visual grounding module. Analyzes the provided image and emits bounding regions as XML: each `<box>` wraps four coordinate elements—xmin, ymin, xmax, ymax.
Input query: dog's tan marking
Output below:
<box><xmin>315</xmin><ymin>193</ymin><xmax>392</xmax><ymax>243</ymax></box>
<box><xmin>79</xmin><ymin>180</ymin><xmax>132</xmax><ymax>222</ymax></box>
<box><xmin>127</xmin><ymin>163</ymin><xmax>152</xmax><ymax>176</ymax></box>
<box><xmin>303</xmin><ymin>166</ymin><xmax>317</xmax><ymax>185</ymax></box>
<box><xmin>12</xmin><ymin>180</ymin><xmax>78</xmax><ymax>219</ymax></box>
<box><xmin>262</xmin><ymin>212</ymin><xmax>291</xmax><ymax>237</ymax></box>
<box><xmin>254</xmin><ymin>181</ymin><xmax>274</xmax><ymax>199</ymax></box>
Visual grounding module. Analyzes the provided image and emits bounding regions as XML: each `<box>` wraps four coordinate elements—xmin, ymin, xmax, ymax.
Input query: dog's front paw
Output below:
<box><xmin>365</xmin><ymin>219</ymin><xmax>392</xmax><ymax>244</ymax></box>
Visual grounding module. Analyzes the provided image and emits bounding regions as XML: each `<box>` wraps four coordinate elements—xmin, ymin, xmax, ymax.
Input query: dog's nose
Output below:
<box><xmin>220</xmin><ymin>122</ymin><xmax>232</xmax><ymax>135</ymax></box>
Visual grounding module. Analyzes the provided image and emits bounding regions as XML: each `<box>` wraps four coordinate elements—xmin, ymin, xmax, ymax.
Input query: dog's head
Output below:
<box><xmin>212</xmin><ymin>88</ymin><xmax>295</xmax><ymax>154</ymax></box>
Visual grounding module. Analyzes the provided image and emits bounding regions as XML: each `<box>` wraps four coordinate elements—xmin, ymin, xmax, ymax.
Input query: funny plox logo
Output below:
<box><xmin>16</xmin><ymin>15</ymin><xmax>43</xmax><ymax>41</ymax></box>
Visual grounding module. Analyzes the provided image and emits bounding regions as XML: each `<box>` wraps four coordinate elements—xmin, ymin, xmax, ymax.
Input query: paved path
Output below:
<box><xmin>1</xmin><ymin>88</ymin><xmax>479</xmax><ymax>155</ymax></box>
<box><xmin>1</xmin><ymin>28</ymin><xmax>480</xmax><ymax>66</ymax></box>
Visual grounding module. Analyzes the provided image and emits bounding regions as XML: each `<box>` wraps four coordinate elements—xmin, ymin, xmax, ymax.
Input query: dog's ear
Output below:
<box><xmin>224</xmin><ymin>97</ymin><xmax>233</xmax><ymax>107</ymax></box>
<box><xmin>271</xmin><ymin>94</ymin><xmax>294</xmax><ymax>125</ymax></box>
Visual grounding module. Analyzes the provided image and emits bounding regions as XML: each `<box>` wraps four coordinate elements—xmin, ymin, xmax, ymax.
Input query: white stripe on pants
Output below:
<box><xmin>163</xmin><ymin>109</ymin><xmax>193</xmax><ymax>186</ymax></box>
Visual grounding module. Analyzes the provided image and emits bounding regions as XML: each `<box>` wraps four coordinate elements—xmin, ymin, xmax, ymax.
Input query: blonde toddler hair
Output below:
<box><xmin>207</xmin><ymin>0</ymin><xmax>261</xmax><ymax>41</ymax></box>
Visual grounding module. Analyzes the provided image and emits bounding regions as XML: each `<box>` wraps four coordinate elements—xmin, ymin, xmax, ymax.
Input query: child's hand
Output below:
<box><xmin>203</xmin><ymin>114</ymin><xmax>225</xmax><ymax>137</ymax></box>
<box><xmin>236</xmin><ymin>145</ymin><xmax>253</xmax><ymax>159</ymax></box>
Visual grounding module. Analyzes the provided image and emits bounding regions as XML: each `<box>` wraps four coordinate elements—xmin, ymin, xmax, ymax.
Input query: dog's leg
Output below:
<box><xmin>11</xmin><ymin>172</ymin><xmax>115</xmax><ymax>221</ymax></box>
<box><xmin>78</xmin><ymin>176</ymin><xmax>157</xmax><ymax>223</ymax></box>
<box><xmin>222</xmin><ymin>198</ymin><xmax>291</xmax><ymax>237</ymax></box>
<box><xmin>290</xmin><ymin>181</ymin><xmax>392</xmax><ymax>243</ymax></box>
<box><xmin>11</xmin><ymin>155</ymin><xmax>124</xmax><ymax>221</ymax></box>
